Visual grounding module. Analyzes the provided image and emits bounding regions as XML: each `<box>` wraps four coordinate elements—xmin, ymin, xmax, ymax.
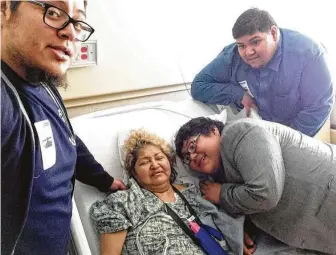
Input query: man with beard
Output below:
<box><xmin>1</xmin><ymin>1</ymin><xmax>126</xmax><ymax>254</ymax></box>
<box><xmin>191</xmin><ymin>8</ymin><xmax>334</xmax><ymax>137</ymax></box>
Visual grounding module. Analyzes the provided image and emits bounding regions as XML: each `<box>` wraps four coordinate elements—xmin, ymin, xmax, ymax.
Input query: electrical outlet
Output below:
<box><xmin>70</xmin><ymin>40</ymin><xmax>97</xmax><ymax>68</ymax></box>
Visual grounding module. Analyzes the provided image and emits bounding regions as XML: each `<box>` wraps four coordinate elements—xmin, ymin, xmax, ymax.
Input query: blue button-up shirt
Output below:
<box><xmin>191</xmin><ymin>28</ymin><xmax>334</xmax><ymax>136</ymax></box>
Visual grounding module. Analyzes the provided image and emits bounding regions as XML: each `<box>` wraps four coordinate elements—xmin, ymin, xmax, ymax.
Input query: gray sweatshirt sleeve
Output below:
<box><xmin>220</xmin><ymin>126</ymin><xmax>285</xmax><ymax>216</ymax></box>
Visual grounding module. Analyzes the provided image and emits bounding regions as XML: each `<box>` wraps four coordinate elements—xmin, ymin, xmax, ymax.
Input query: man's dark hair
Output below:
<box><xmin>232</xmin><ymin>8</ymin><xmax>277</xmax><ymax>39</ymax></box>
<box><xmin>174</xmin><ymin>117</ymin><xmax>224</xmax><ymax>159</ymax></box>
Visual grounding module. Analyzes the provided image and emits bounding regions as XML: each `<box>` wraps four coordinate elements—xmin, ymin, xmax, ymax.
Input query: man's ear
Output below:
<box><xmin>270</xmin><ymin>25</ymin><xmax>278</xmax><ymax>42</ymax></box>
<box><xmin>1</xmin><ymin>1</ymin><xmax>12</xmax><ymax>25</ymax></box>
<box><xmin>211</xmin><ymin>126</ymin><xmax>220</xmax><ymax>136</ymax></box>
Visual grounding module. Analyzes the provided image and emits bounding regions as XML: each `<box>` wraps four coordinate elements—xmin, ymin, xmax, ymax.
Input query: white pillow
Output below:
<box><xmin>117</xmin><ymin>109</ymin><xmax>227</xmax><ymax>182</ymax></box>
<box><xmin>208</xmin><ymin>109</ymin><xmax>228</xmax><ymax>123</ymax></box>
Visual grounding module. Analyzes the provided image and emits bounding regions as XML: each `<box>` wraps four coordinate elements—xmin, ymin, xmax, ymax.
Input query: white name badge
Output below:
<box><xmin>34</xmin><ymin>120</ymin><xmax>56</xmax><ymax>170</ymax></box>
<box><xmin>239</xmin><ymin>80</ymin><xmax>254</xmax><ymax>98</ymax></box>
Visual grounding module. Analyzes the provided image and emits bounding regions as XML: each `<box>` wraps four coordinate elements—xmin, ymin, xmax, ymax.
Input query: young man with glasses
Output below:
<box><xmin>175</xmin><ymin>117</ymin><xmax>336</xmax><ymax>254</ymax></box>
<box><xmin>1</xmin><ymin>1</ymin><xmax>126</xmax><ymax>254</ymax></box>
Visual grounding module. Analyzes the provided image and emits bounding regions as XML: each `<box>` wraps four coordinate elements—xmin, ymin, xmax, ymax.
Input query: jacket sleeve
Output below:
<box><xmin>191</xmin><ymin>46</ymin><xmax>245</xmax><ymax>105</ymax></box>
<box><xmin>75</xmin><ymin>135</ymin><xmax>114</xmax><ymax>192</ymax></box>
<box><xmin>219</xmin><ymin>126</ymin><xmax>285</xmax><ymax>216</ymax></box>
<box><xmin>290</xmin><ymin>52</ymin><xmax>334</xmax><ymax>136</ymax></box>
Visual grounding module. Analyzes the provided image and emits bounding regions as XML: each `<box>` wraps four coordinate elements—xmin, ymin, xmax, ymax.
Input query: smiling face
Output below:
<box><xmin>236</xmin><ymin>26</ymin><xmax>278</xmax><ymax>69</ymax></box>
<box><xmin>134</xmin><ymin>145</ymin><xmax>172</xmax><ymax>190</ymax></box>
<box><xmin>1</xmin><ymin>0</ymin><xmax>86</xmax><ymax>79</ymax></box>
<box><xmin>181</xmin><ymin>128</ymin><xmax>221</xmax><ymax>174</ymax></box>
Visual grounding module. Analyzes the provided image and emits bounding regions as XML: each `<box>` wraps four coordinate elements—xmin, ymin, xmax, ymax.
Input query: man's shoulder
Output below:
<box><xmin>221</xmin><ymin>42</ymin><xmax>237</xmax><ymax>53</ymax></box>
<box><xmin>1</xmin><ymin>80</ymin><xmax>27</xmax><ymax>153</ymax></box>
<box><xmin>223</xmin><ymin>118</ymin><xmax>263</xmax><ymax>133</ymax></box>
<box><xmin>221</xmin><ymin>119</ymin><xmax>273</xmax><ymax>146</ymax></box>
<box><xmin>281</xmin><ymin>28</ymin><xmax>324</xmax><ymax>58</ymax></box>
<box><xmin>1</xmin><ymin>80</ymin><xmax>22</xmax><ymax>122</ymax></box>
<box><xmin>206</xmin><ymin>42</ymin><xmax>241</xmax><ymax>70</ymax></box>
<box><xmin>218</xmin><ymin>42</ymin><xmax>239</xmax><ymax>60</ymax></box>
<box><xmin>222</xmin><ymin>119</ymin><xmax>299</xmax><ymax>146</ymax></box>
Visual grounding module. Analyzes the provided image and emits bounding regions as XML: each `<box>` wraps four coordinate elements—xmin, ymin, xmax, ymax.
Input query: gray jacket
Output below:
<box><xmin>218</xmin><ymin>119</ymin><xmax>336</xmax><ymax>254</ymax></box>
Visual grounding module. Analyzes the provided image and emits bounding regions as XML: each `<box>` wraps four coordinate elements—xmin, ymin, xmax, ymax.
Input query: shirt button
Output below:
<box><xmin>69</xmin><ymin>137</ymin><xmax>76</xmax><ymax>146</ymax></box>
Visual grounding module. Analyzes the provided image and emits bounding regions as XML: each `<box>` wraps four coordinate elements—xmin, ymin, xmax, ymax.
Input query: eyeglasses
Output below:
<box><xmin>28</xmin><ymin>0</ymin><xmax>95</xmax><ymax>42</ymax></box>
<box><xmin>183</xmin><ymin>133</ymin><xmax>201</xmax><ymax>164</ymax></box>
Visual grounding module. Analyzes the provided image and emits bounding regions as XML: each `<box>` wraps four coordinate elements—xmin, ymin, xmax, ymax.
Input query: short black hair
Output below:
<box><xmin>174</xmin><ymin>117</ymin><xmax>224</xmax><ymax>159</ymax></box>
<box><xmin>232</xmin><ymin>8</ymin><xmax>277</xmax><ymax>39</ymax></box>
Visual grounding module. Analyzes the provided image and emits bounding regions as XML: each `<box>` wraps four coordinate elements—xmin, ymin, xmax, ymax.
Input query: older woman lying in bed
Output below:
<box><xmin>90</xmin><ymin>129</ymin><xmax>247</xmax><ymax>255</ymax></box>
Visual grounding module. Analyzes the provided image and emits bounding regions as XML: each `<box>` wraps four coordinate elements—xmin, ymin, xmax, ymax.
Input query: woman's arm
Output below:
<box><xmin>100</xmin><ymin>230</ymin><xmax>127</xmax><ymax>255</ymax></box>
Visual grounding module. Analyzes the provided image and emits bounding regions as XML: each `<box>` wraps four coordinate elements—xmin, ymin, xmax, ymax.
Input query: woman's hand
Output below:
<box><xmin>199</xmin><ymin>180</ymin><xmax>221</xmax><ymax>204</ymax></box>
<box><xmin>243</xmin><ymin>232</ymin><xmax>256</xmax><ymax>255</ymax></box>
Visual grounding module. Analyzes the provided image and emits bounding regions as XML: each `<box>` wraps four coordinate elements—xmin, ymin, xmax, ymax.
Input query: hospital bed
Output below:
<box><xmin>69</xmin><ymin>97</ymin><xmax>323</xmax><ymax>255</ymax></box>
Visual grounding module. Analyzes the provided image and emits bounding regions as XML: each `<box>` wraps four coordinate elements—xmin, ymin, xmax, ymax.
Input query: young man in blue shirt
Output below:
<box><xmin>191</xmin><ymin>8</ymin><xmax>334</xmax><ymax>137</ymax></box>
<box><xmin>1</xmin><ymin>1</ymin><xmax>126</xmax><ymax>254</ymax></box>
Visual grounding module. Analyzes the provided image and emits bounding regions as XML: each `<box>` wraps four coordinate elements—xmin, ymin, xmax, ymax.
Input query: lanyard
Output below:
<box><xmin>153</xmin><ymin>186</ymin><xmax>202</xmax><ymax>247</ymax></box>
<box><xmin>171</xmin><ymin>185</ymin><xmax>202</xmax><ymax>224</ymax></box>
<box><xmin>41</xmin><ymin>83</ymin><xmax>76</xmax><ymax>145</ymax></box>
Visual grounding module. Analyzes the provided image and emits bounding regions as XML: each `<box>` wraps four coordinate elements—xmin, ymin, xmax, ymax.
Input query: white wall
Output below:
<box><xmin>62</xmin><ymin>0</ymin><xmax>336</xmax><ymax>122</ymax></box>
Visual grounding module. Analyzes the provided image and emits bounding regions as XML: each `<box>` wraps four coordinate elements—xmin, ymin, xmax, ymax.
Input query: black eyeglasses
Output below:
<box><xmin>28</xmin><ymin>0</ymin><xmax>94</xmax><ymax>42</ymax></box>
<box><xmin>183</xmin><ymin>133</ymin><xmax>201</xmax><ymax>164</ymax></box>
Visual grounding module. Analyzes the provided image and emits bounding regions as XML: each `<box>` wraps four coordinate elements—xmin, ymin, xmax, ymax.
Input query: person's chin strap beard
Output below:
<box><xmin>24</xmin><ymin>65</ymin><xmax>69</xmax><ymax>89</ymax></box>
<box><xmin>13</xmin><ymin>54</ymin><xmax>68</xmax><ymax>88</ymax></box>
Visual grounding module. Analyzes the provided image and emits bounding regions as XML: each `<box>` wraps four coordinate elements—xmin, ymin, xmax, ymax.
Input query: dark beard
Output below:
<box><xmin>4</xmin><ymin>15</ymin><xmax>69</xmax><ymax>88</ymax></box>
<box><xmin>7</xmin><ymin>44</ymin><xmax>69</xmax><ymax>89</ymax></box>
<box><xmin>24</xmin><ymin>65</ymin><xmax>69</xmax><ymax>89</ymax></box>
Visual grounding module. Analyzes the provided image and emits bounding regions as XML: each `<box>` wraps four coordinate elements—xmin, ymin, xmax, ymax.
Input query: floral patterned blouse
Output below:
<box><xmin>90</xmin><ymin>178</ymin><xmax>232</xmax><ymax>255</ymax></box>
